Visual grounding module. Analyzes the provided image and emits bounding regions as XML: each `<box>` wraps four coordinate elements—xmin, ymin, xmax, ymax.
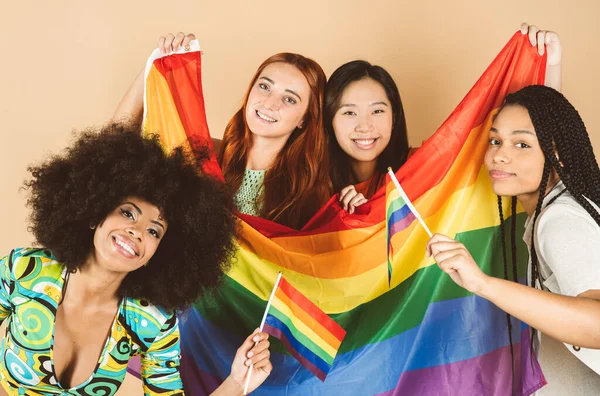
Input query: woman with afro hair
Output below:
<box><xmin>0</xmin><ymin>123</ymin><xmax>272</xmax><ymax>395</ymax></box>
<box><xmin>426</xmin><ymin>86</ymin><xmax>600</xmax><ymax>394</ymax></box>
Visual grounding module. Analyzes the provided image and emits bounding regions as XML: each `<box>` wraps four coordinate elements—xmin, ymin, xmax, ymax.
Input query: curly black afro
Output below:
<box><xmin>24</xmin><ymin>122</ymin><xmax>238</xmax><ymax>311</ymax></box>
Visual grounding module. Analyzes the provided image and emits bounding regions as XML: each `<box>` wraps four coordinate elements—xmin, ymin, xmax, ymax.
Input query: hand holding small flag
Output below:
<box><xmin>426</xmin><ymin>233</ymin><xmax>488</xmax><ymax>295</ymax></box>
<box><xmin>386</xmin><ymin>168</ymin><xmax>433</xmax><ymax>285</ymax></box>
<box><xmin>244</xmin><ymin>272</ymin><xmax>346</xmax><ymax>390</ymax></box>
<box><xmin>227</xmin><ymin>329</ymin><xmax>272</xmax><ymax>394</ymax></box>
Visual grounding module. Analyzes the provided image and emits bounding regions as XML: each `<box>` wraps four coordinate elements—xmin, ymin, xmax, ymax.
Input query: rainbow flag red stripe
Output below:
<box><xmin>129</xmin><ymin>32</ymin><xmax>549</xmax><ymax>395</ymax></box>
<box><xmin>263</xmin><ymin>276</ymin><xmax>346</xmax><ymax>381</ymax></box>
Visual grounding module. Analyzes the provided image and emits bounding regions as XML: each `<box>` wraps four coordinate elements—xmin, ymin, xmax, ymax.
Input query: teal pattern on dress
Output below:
<box><xmin>234</xmin><ymin>169</ymin><xmax>266</xmax><ymax>216</ymax></box>
<box><xmin>0</xmin><ymin>248</ymin><xmax>183</xmax><ymax>395</ymax></box>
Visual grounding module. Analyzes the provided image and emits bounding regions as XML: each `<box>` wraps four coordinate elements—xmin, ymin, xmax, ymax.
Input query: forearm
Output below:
<box><xmin>113</xmin><ymin>69</ymin><xmax>145</xmax><ymax>123</ymax></box>
<box><xmin>479</xmin><ymin>276</ymin><xmax>600</xmax><ymax>348</ymax></box>
<box><xmin>210</xmin><ymin>376</ymin><xmax>243</xmax><ymax>396</ymax></box>
<box><xmin>545</xmin><ymin>64</ymin><xmax>561</xmax><ymax>91</ymax></box>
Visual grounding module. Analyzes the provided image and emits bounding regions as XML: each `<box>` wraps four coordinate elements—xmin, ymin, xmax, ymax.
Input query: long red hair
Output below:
<box><xmin>219</xmin><ymin>53</ymin><xmax>331</xmax><ymax>229</ymax></box>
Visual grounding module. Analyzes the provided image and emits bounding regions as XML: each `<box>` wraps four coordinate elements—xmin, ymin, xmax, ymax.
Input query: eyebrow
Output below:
<box><xmin>125</xmin><ymin>201</ymin><xmax>166</xmax><ymax>230</ymax></box>
<box><xmin>259</xmin><ymin>77</ymin><xmax>302</xmax><ymax>102</ymax></box>
<box><xmin>151</xmin><ymin>220</ymin><xmax>166</xmax><ymax>230</ymax></box>
<box><xmin>339</xmin><ymin>101</ymin><xmax>389</xmax><ymax>108</ymax></box>
<box><xmin>489</xmin><ymin>127</ymin><xmax>535</xmax><ymax>136</ymax></box>
<box><xmin>127</xmin><ymin>201</ymin><xmax>143</xmax><ymax>215</ymax></box>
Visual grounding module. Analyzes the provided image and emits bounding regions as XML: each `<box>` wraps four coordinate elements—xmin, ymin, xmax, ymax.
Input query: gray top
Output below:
<box><xmin>523</xmin><ymin>181</ymin><xmax>600</xmax><ymax>394</ymax></box>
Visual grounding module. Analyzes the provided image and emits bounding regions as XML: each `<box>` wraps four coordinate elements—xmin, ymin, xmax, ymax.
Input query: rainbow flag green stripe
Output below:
<box><xmin>133</xmin><ymin>31</ymin><xmax>549</xmax><ymax>395</ymax></box>
<box><xmin>193</xmin><ymin>215</ymin><xmax>527</xmax><ymax>353</ymax></box>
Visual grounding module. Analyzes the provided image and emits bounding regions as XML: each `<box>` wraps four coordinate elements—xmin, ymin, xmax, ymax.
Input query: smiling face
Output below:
<box><xmin>484</xmin><ymin>105</ymin><xmax>549</xmax><ymax>201</ymax></box>
<box><xmin>91</xmin><ymin>197</ymin><xmax>167</xmax><ymax>273</ymax></box>
<box><xmin>245</xmin><ymin>62</ymin><xmax>311</xmax><ymax>142</ymax></box>
<box><xmin>332</xmin><ymin>77</ymin><xmax>393</xmax><ymax>168</ymax></box>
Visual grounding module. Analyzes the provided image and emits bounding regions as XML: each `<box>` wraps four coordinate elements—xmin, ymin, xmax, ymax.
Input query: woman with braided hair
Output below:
<box><xmin>426</xmin><ymin>85</ymin><xmax>600</xmax><ymax>394</ymax></box>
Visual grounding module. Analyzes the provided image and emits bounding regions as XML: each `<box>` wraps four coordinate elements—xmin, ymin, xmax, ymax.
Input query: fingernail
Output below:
<box><xmin>246</xmin><ymin>359</ymin><xmax>252</xmax><ymax>366</ymax></box>
<box><xmin>247</xmin><ymin>351</ymin><xmax>254</xmax><ymax>358</ymax></box>
<box><xmin>253</xmin><ymin>336</ymin><xmax>260</xmax><ymax>342</ymax></box>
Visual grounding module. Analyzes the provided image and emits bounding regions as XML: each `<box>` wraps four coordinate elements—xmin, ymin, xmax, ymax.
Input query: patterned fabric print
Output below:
<box><xmin>0</xmin><ymin>248</ymin><xmax>183</xmax><ymax>395</ymax></box>
<box><xmin>234</xmin><ymin>169</ymin><xmax>265</xmax><ymax>216</ymax></box>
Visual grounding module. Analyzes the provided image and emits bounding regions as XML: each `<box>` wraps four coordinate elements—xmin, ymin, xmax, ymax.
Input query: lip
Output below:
<box><xmin>351</xmin><ymin>137</ymin><xmax>379</xmax><ymax>150</ymax></box>
<box><xmin>112</xmin><ymin>235</ymin><xmax>139</xmax><ymax>258</ymax></box>
<box><xmin>489</xmin><ymin>169</ymin><xmax>515</xmax><ymax>180</ymax></box>
<box><xmin>255</xmin><ymin>110</ymin><xmax>278</xmax><ymax>124</ymax></box>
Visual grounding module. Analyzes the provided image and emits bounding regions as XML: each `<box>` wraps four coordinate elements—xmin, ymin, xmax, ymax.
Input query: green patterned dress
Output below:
<box><xmin>234</xmin><ymin>169</ymin><xmax>266</xmax><ymax>216</ymax></box>
<box><xmin>0</xmin><ymin>248</ymin><xmax>183</xmax><ymax>395</ymax></box>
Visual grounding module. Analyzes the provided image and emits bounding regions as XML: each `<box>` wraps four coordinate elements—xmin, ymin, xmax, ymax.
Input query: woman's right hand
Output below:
<box><xmin>157</xmin><ymin>32</ymin><xmax>196</xmax><ymax>54</ymax></box>
<box><xmin>339</xmin><ymin>185</ymin><xmax>368</xmax><ymax>214</ymax></box>
<box><xmin>426</xmin><ymin>233</ymin><xmax>490</xmax><ymax>295</ymax></box>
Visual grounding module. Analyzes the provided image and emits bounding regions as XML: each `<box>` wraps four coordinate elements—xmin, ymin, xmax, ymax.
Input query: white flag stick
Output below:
<box><xmin>387</xmin><ymin>168</ymin><xmax>433</xmax><ymax>238</ymax></box>
<box><xmin>243</xmin><ymin>271</ymin><xmax>283</xmax><ymax>395</ymax></box>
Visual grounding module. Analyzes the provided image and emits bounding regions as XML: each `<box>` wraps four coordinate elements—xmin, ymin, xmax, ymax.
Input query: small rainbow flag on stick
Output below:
<box><xmin>245</xmin><ymin>272</ymin><xmax>346</xmax><ymax>391</ymax></box>
<box><xmin>386</xmin><ymin>168</ymin><xmax>433</xmax><ymax>285</ymax></box>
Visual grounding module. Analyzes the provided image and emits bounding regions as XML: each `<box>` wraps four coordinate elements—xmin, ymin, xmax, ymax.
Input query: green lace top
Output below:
<box><xmin>234</xmin><ymin>169</ymin><xmax>266</xmax><ymax>217</ymax></box>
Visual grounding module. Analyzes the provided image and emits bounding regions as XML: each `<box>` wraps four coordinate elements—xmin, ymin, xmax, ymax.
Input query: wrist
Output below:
<box><xmin>221</xmin><ymin>375</ymin><xmax>244</xmax><ymax>396</ymax></box>
<box><xmin>475</xmin><ymin>273</ymin><xmax>495</xmax><ymax>300</ymax></box>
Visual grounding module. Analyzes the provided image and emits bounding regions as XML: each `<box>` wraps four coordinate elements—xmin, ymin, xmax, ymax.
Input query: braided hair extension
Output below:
<box><xmin>511</xmin><ymin>196</ymin><xmax>519</xmax><ymax>284</ymax></box>
<box><xmin>496</xmin><ymin>85</ymin><xmax>600</xmax><ymax>370</ymax></box>
<box><xmin>525</xmin><ymin>162</ymin><xmax>552</xmax><ymax>362</ymax></box>
<box><xmin>497</xmin><ymin>196</ymin><xmax>516</xmax><ymax>393</ymax></box>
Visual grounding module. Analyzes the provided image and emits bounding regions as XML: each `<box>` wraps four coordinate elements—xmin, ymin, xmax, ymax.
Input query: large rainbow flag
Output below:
<box><xmin>138</xmin><ymin>33</ymin><xmax>548</xmax><ymax>395</ymax></box>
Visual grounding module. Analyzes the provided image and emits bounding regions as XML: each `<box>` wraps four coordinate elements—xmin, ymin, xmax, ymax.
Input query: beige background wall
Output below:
<box><xmin>0</xmin><ymin>1</ymin><xmax>599</xmax><ymax>394</ymax></box>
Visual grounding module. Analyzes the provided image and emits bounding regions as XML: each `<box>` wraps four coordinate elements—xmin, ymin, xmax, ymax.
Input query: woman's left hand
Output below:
<box><xmin>426</xmin><ymin>233</ymin><xmax>489</xmax><ymax>294</ymax></box>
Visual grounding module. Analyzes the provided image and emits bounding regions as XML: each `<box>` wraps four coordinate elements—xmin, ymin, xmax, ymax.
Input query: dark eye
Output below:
<box><xmin>342</xmin><ymin>111</ymin><xmax>356</xmax><ymax>116</ymax></box>
<box><xmin>284</xmin><ymin>96</ymin><xmax>297</xmax><ymax>105</ymax></box>
<box><xmin>148</xmin><ymin>228</ymin><xmax>161</xmax><ymax>239</ymax></box>
<box><xmin>516</xmin><ymin>142</ymin><xmax>531</xmax><ymax>149</ymax></box>
<box><xmin>374</xmin><ymin>109</ymin><xmax>385</xmax><ymax>114</ymax></box>
<box><xmin>258</xmin><ymin>83</ymin><xmax>269</xmax><ymax>91</ymax></box>
<box><xmin>489</xmin><ymin>138</ymin><xmax>501</xmax><ymax>146</ymax></box>
<box><xmin>120</xmin><ymin>208</ymin><xmax>135</xmax><ymax>220</ymax></box>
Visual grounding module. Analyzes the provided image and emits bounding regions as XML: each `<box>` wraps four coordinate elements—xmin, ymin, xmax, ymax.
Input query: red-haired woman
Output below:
<box><xmin>115</xmin><ymin>33</ymin><xmax>331</xmax><ymax>230</ymax></box>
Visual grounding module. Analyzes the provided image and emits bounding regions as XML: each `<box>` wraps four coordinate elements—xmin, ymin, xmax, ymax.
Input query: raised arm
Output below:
<box><xmin>520</xmin><ymin>22</ymin><xmax>562</xmax><ymax>91</ymax></box>
<box><xmin>112</xmin><ymin>32</ymin><xmax>197</xmax><ymax>123</ymax></box>
<box><xmin>113</xmin><ymin>69</ymin><xmax>145</xmax><ymax>123</ymax></box>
